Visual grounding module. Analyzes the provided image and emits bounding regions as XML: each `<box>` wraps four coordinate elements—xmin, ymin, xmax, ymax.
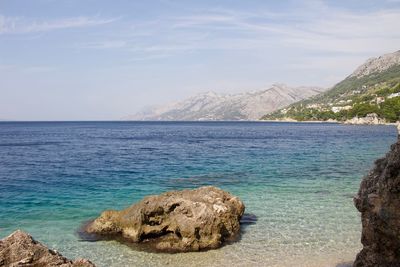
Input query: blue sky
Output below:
<box><xmin>1</xmin><ymin>0</ymin><xmax>400</xmax><ymax>120</ymax></box>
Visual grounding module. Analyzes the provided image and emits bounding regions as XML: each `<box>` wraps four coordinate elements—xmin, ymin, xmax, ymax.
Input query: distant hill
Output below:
<box><xmin>126</xmin><ymin>84</ymin><xmax>324</xmax><ymax>121</ymax></box>
<box><xmin>262</xmin><ymin>50</ymin><xmax>400</xmax><ymax>122</ymax></box>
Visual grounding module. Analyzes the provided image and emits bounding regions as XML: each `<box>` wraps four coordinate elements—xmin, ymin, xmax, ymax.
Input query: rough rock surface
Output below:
<box><xmin>353</xmin><ymin>137</ymin><xmax>400</xmax><ymax>267</ymax></box>
<box><xmin>85</xmin><ymin>186</ymin><xmax>245</xmax><ymax>252</ymax></box>
<box><xmin>350</xmin><ymin>50</ymin><xmax>400</xmax><ymax>78</ymax></box>
<box><xmin>0</xmin><ymin>230</ymin><xmax>95</xmax><ymax>267</ymax></box>
<box><xmin>344</xmin><ymin>113</ymin><xmax>387</xmax><ymax>125</ymax></box>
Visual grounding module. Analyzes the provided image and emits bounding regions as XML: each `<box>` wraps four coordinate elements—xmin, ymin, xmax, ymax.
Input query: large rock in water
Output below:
<box><xmin>0</xmin><ymin>230</ymin><xmax>95</xmax><ymax>266</ymax></box>
<box><xmin>85</xmin><ymin>186</ymin><xmax>245</xmax><ymax>252</ymax></box>
<box><xmin>354</xmin><ymin>138</ymin><xmax>400</xmax><ymax>266</ymax></box>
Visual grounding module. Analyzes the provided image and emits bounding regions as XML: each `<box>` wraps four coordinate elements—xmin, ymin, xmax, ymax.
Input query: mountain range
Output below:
<box><xmin>127</xmin><ymin>84</ymin><xmax>324</xmax><ymax>121</ymax></box>
<box><xmin>262</xmin><ymin>50</ymin><xmax>400</xmax><ymax>122</ymax></box>
<box><xmin>127</xmin><ymin>50</ymin><xmax>400</xmax><ymax>122</ymax></box>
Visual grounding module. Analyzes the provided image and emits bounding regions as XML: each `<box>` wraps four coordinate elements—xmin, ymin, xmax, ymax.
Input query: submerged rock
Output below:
<box><xmin>0</xmin><ymin>230</ymin><xmax>95</xmax><ymax>266</ymax></box>
<box><xmin>353</xmin><ymin>137</ymin><xmax>400</xmax><ymax>266</ymax></box>
<box><xmin>85</xmin><ymin>186</ymin><xmax>245</xmax><ymax>252</ymax></box>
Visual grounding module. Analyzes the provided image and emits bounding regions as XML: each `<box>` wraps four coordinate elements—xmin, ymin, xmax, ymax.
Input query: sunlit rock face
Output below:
<box><xmin>350</xmin><ymin>50</ymin><xmax>400</xmax><ymax>78</ymax></box>
<box><xmin>0</xmin><ymin>230</ymin><xmax>95</xmax><ymax>266</ymax></box>
<box><xmin>85</xmin><ymin>186</ymin><xmax>245</xmax><ymax>252</ymax></box>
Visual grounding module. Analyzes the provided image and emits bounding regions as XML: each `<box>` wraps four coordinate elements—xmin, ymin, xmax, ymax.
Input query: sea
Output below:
<box><xmin>0</xmin><ymin>121</ymin><xmax>397</xmax><ymax>267</ymax></box>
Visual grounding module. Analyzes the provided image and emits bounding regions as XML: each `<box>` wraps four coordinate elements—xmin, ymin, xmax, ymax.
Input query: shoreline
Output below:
<box><xmin>0</xmin><ymin>119</ymin><xmax>397</xmax><ymax>126</ymax></box>
<box><xmin>260</xmin><ymin>119</ymin><xmax>398</xmax><ymax>126</ymax></box>
<box><xmin>260</xmin><ymin>119</ymin><xmax>339</xmax><ymax>124</ymax></box>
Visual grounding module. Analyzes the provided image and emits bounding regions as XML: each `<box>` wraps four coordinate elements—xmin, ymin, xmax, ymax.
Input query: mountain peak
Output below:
<box><xmin>350</xmin><ymin>50</ymin><xmax>400</xmax><ymax>78</ymax></box>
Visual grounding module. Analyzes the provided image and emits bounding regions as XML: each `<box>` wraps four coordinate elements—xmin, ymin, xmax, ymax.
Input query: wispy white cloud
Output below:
<box><xmin>0</xmin><ymin>64</ymin><xmax>15</xmax><ymax>71</ymax></box>
<box><xmin>0</xmin><ymin>15</ymin><xmax>118</xmax><ymax>34</ymax></box>
<box><xmin>22</xmin><ymin>66</ymin><xmax>55</xmax><ymax>73</ymax></box>
<box><xmin>75</xmin><ymin>4</ymin><xmax>400</xmax><ymax>59</ymax></box>
<box><xmin>279</xmin><ymin>10</ymin><xmax>400</xmax><ymax>54</ymax></box>
<box><xmin>161</xmin><ymin>7</ymin><xmax>400</xmax><ymax>53</ymax></box>
<box><xmin>0</xmin><ymin>64</ymin><xmax>54</xmax><ymax>73</ymax></box>
<box><xmin>78</xmin><ymin>40</ymin><xmax>127</xmax><ymax>49</ymax></box>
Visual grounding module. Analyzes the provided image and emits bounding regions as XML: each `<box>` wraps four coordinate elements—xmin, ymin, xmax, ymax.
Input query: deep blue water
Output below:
<box><xmin>0</xmin><ymin>121</ymin><xmax>397</xmax><ymax>266</ymax></box>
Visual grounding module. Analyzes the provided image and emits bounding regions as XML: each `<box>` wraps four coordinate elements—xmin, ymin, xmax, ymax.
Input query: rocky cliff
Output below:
<box><xmin>353</xmin><ymin>134</ymin><xmax>400</xmax><ymax>266</ymax></box>
<box><xmin>350</xmin><ymin>50</ymin><xmax>400</xmax><ymax>78</ymax></box>
<box><xmin>344</xmin><ymin>113</ymin><xmax>387</xmax><ymax>125</ymax></box>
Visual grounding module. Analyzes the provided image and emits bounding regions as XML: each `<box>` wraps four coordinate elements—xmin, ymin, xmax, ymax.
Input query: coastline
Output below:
<box><xmin>260</xmin><ymin>118</ymin><xmax>398</xmax><ymax>126</ymax></box>
<box><xmin>260</xmin><ymin>119</ymin><xmax>339</xmax><ymax>124</ymax></box>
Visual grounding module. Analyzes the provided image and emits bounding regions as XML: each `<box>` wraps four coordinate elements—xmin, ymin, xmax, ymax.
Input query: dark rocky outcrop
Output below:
<box><xmin>354</xmin><ymin>137</ymin><xmax>400</xmax><ymax>267</ymax></box>
<box><xmin>0</xmin><ymin>230</ymin><xmax>95</xmax><ymax>267</ymax></box>
<box><xmin>84</xmin><ymin>186</ymin><xmax>245</xmax><ymax>252</ymax></box>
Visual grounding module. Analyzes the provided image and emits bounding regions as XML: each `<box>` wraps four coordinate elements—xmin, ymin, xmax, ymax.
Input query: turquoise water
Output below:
<box><xmin>0</xmin><ymin>122</ymin><xmax>397</xmax><ymax>266</ymax></box>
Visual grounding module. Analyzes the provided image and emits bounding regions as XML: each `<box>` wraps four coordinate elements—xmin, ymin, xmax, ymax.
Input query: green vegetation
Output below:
<box><xmin>380</xmin><ymin>97</ymin><xmax>400</xmax><ymax>122</ymax></box>
<box><xmin>262</xmin><ymin>64</ymin><xmax>400</xmax><ymax>123</ymax></box>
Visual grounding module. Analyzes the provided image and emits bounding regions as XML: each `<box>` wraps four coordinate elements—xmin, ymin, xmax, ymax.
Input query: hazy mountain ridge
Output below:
<box><xmin>127</xmin><ymin>84</ymin><xmax>324</xmax><ymax>121</ymax></box>
<box><xmin>262</xmin><ymin>50</ymin><xmax>400</xmax><ymax>122</ymax></box>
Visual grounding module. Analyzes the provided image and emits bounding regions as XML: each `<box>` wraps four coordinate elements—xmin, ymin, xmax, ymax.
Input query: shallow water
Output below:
<box><xmin>0</xmin><ymin>121</ymin><xmax>397</xmax><ymax>266</ymax></box>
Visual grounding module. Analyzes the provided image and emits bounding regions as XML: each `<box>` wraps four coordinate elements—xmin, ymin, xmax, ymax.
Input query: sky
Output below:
<box><xmin>1</xmin><ymin>0</ymin><xmax>400</xmax><ymax>120</ymax></box>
